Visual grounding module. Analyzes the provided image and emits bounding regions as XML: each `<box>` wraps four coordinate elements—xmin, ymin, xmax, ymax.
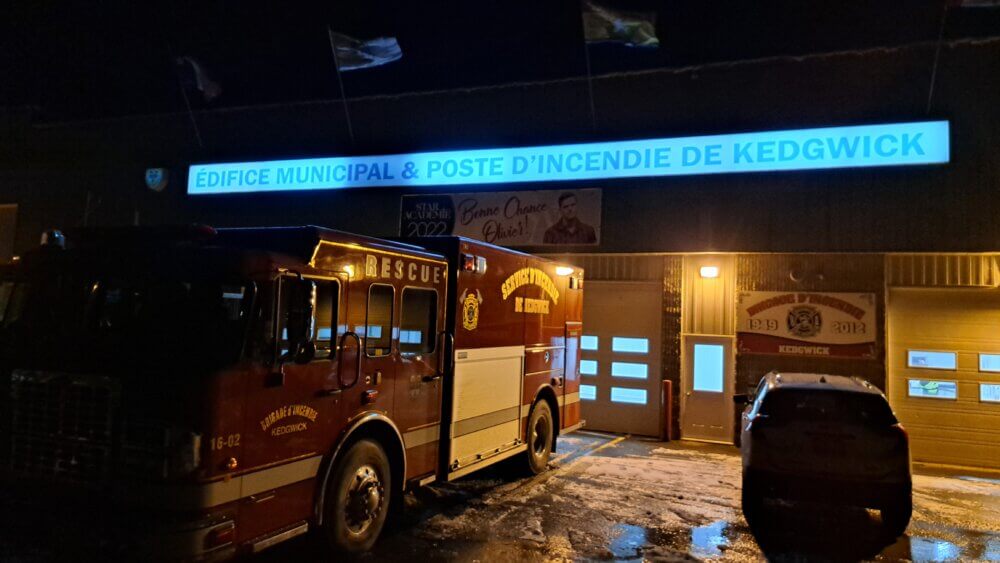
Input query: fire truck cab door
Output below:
<box><xmin>239</xmin><ymin>274</ymin><xmax>348</xmax><ymax>542</ymax></box>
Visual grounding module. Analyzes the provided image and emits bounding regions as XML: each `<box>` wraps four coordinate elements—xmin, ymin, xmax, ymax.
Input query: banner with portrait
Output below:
<box><xmin>736</xmin><ymin>291</ymin><xmax>877</xmax><ymax>359</ymax></box>
<box><xmin>400</xmin><ymin>188</ymin><xmax>601</xmax><ymax>246</ymax></box>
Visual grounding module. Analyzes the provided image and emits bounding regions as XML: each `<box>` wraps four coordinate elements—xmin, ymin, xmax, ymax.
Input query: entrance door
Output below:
<box><xmin>681</xmin><ymin>335</ymin><xmax>734</xmax><ymax>443</ymax></box>
<box><xmin>580</xmin><ymin>281</ymin><xmax>662</xmax><ymax>436</ymax></box>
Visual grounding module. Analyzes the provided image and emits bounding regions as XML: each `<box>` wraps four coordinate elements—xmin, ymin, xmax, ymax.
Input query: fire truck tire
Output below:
<box><xmin>525</xmin><ymin>400</ymin><xmax>554</xmax><ymax>475</ymax></box>
<box><xmin>323</xmin><ymin>439</ymin><xmax>392</xmax><ymax>553</ymax></box>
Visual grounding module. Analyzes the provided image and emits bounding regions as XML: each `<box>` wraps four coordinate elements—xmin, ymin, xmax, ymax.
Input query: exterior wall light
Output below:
<box><xmin>555</xmin><ymin>266</ymin><xmax>574</xmax><ymax>276</ymax></box>
<box><xmin>699</xmin><ymin>266</ymin><xmax>720</xmax><ymax>279</ymax></box>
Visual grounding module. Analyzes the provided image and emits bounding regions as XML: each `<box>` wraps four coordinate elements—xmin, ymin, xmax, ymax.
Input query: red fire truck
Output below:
<box><xmin>0</xmin><ymin>226</ymin><xmax>584</xmax><ymax>558</ymax></box>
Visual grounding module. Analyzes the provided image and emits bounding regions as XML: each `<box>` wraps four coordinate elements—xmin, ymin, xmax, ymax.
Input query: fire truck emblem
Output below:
<box><xmin>461</xmin><ymin>289</ymin><xmax>482</xmax><ymax>331</ymax></box>
<box><xmin>787</xmin><ymin>305</ymin><xmax>822</xmax><ymax>338</ymax></box>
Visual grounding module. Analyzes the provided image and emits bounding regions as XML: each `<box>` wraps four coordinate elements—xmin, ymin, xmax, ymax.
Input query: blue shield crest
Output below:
<box><xmin>145</xmin><ymin>168</ymin><xmax>168</xmax><ymax>192</ymax></box>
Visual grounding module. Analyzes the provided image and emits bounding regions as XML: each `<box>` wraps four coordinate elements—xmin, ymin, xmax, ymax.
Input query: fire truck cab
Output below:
<box><xmin>0</xmin><ymin>226</ymin><xmax>584</xmax><ymax>558</ymax></box>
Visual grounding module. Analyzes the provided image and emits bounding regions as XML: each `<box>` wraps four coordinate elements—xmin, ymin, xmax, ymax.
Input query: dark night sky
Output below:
<box><xmin>2</xmin><ymin>1</ymin><xmax>998</xmax><ymax>121</ymax></box>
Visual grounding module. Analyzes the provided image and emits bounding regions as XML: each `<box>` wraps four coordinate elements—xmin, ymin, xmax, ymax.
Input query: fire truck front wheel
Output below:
<box><xmin>323</xmin><ymin>439</ymin><xmax>392</xmax><ymax>553</ymax></box>
<box><xmin>525</xmin><ymin>400</ymin><xmax>554</xmax><ymax>474</ymax></box>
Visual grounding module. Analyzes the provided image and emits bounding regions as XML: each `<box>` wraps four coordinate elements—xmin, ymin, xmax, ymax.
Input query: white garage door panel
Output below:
<box><xmin>580</xmin><ymin>281</ymin><xmax>663</xmax><ymax>437</ymax></box>
<box><xmin>889</xmin><ymin>289</ymin><xmax>1000</xmax><ymax>469</ymax></box>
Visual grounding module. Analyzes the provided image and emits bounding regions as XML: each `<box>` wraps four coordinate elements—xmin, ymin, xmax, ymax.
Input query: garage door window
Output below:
<box><xmin>580</xmin><ymin>384</ymin><xmax>597</xmax><ymax>400</ymax></box>
<box><xmin>581</xmin><ymin>335</ymin><xmax>598</xmax><ymax>350</ymax></box>
<box><xmin>612</xmin><ymin>337</ymin><xmax>649</xmax><ymax>354</ymax></box>
<box><xmin>611</xmin><ymin>362</ymin><xmax>647</xmax><ymax>379</ymax></box>
<box><xmin>580</xmin><ymin>360</ymin><xmax>598</xmax><ymax>376</ymax></box>
<box><xmin>979</xmin><ymin>354</ymin><xmax>1000</xmax><ymax>372</ymax></box>
<box><xmin>907</xmin><ymin>350</ymin><xmax>956</xmax><ymax>370</ymax></box>
<box><xmin>980</xmin><ymin>383</ymin><xmax>1000</xmax><ymax>403</ymax></box>
<box><xmin>907</xmin><ymin>379</ymin><xmax>958</xmax><ymax>400</ymax></box>
<box><xmin>611</xmin><ymin>387</ymin><xmax>647</xmax><ymax>404</ymax></box>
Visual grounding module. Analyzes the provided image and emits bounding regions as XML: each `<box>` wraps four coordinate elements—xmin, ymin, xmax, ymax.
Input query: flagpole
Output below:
<box><xmin>328</xmin><ymin>27</ymin><xmax>357</xmax><ymax>146</ymax></box>
<box><xmin>579</xmin><ymin>1</ymin><xmax>598</xmax><ymax>131</ymax></box>
<box><xmin>165</xmin><ymin>41</ymin><xmax>206</xmax><ymax>150</ymax></box>
<box><xmin>926</xmin><ymin>1</ymin><xmax>951</xmax><ymax>114</ymax></box>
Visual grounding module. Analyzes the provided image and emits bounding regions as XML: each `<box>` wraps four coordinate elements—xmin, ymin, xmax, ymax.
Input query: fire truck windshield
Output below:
<box><xmin>0</xmin><ymin>274</ymin><xmax>252</xmax><ymax>375</ymax></box>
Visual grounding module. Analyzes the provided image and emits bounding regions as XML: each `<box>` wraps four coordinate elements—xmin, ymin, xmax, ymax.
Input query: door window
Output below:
<box><xmin>313</xmin><ymin>280</ymin><xmax>339</xmax><ymax>359</ymax></box>
<box><xmin>366</xmin><ymin>285</ymin><xmax>394</xmax><ymax>357</ymax></box>
<box><xmin>692</xmin><ymin>343</ymin><xmax>725</xmax><ymax>392</ymax></box>
<box><xmin>400</xmin><ymin>288</ymin><xmax>437</xmax><ymax>355</ymax></box>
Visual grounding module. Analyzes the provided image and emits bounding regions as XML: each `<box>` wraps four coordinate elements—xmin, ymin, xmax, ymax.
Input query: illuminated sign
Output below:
<box><xmin>188</xmin><ymin>121</ymin><xmax>950</xmax><ymax>195</ymax></box>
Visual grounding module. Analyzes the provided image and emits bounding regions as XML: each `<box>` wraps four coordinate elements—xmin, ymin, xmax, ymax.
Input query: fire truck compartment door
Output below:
<box><xmin>448</xmin><ymin>345</ymin><xmax>525</xmax><ymax>472</ymax></box>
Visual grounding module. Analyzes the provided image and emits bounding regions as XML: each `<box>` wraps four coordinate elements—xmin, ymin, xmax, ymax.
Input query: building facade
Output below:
<box><xmin>2</xmin><ymin>38</ymin><xmax>999</xmax><ymax>468</ymax></box>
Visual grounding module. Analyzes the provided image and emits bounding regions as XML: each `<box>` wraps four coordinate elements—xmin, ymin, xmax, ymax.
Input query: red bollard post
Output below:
<box><xmin>662</xmin><ymin>379</ymin><xmax>673</xmax><ymax>441</ymax></box>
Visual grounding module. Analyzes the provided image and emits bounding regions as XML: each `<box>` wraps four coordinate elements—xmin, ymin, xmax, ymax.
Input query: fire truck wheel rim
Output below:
<box><xmin>345</xmin><ymin>464</ymin><xmax>384</xmax><ymax>535</ymax></box>
<box><xmin>532</xmin><ymin>413</ymin><xmax>550</xmax><ymax>456</ymax></box>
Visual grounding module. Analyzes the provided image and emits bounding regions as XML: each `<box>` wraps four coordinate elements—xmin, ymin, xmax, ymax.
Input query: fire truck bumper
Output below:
<box><xmin>0</xmin><ymin>478</ymin><xmax>238</xmax><ymax>561</ymax></box>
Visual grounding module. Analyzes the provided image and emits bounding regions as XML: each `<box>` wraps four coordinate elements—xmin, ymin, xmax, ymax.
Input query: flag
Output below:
<box><xmin>174</xmin><ymin>56</ymin><xmax>222</xmax><ymax>102</ymax></box>
<box><xmin>581</xmin><ymin>1</ymin><xmax>659</xmax><ymax>47</ymax></box>
<box><xmin>328</xmin><ymin>31</ymin><xmax>403</xmax><ymax>71</ymax></box>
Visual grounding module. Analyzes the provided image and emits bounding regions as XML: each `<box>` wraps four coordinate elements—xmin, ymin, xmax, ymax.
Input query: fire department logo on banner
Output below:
<box><xmin>787</xmin><ymin>305</ymin><xmax>822</xmax><ymax>337</ymax></box>
<box><xmin>461</xmin><ymin>289</ymin><xmax>482</xmax><ymax>330</ymax></box>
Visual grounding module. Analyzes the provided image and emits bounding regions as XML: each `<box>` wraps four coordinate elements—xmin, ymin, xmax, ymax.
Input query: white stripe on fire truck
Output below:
<box><xmin>451</xmin><ymin>406</ymin><xmax>520</xmax><ymax>438</ymax></box>
<box><xmin>178</xmin><ymin>455</ymin><xmax>324</xmax><ymax>509</ymax></box>
<box><xmin>403</xmin><ymin>424</ymin><xmax>441</xmax><ymax>449</ymax></box>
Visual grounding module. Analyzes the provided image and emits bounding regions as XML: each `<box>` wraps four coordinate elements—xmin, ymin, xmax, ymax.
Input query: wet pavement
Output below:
<box><xmin>1</xmin><ymin>432</ymin><xmax>996</xmax><ymax>561</ymax></box>
<box><xmin>262</xmin><ymin>431</ymin><xmax>1000</xmax><ymax>562</ymax></box>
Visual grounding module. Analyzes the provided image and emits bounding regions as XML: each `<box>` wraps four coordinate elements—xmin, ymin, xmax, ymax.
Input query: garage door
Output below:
<box><xmin>888</xmin><ymin>289</ymin><xmax>1000</xmax><ymax>469</ymax></box>
<box><xmin>580</xmin><ymin>281</ymin><xmax>662</xmax><ymax>436</ymax></box>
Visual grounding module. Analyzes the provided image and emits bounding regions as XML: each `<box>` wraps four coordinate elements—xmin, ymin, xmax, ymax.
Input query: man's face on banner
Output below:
<box><xmin>559</xmin><ymin>195</ymin><xmax>578</xmax><ymax>220</ymax></box>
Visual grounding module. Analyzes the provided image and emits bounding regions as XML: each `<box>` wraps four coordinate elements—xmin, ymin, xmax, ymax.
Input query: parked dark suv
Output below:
<box><xmin>735</xmin><ymin>372</ymin><xmax>912</xmax><ymax>536</ymax></box>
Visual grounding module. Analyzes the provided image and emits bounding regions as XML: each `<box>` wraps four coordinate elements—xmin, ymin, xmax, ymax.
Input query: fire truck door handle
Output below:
<box><xmin>316</xmin><ymin>387</ymin><xmax>342</xmax><ymax>397</ymax></box>
<box><xmin>337</xmin><ymin>331</ymin><xmax>362</xmax><ymax>389</ymax></box>
<box><xmin>436</xmin><ymin>331</ymin><xmax>454</xmax><ymax>377</ymax></box>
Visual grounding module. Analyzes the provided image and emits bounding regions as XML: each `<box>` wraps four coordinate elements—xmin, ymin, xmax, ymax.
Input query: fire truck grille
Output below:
<box><xmin>10</xmin><ymin>434</ymin><xmax>111</xmax><ymax>484</ymax></box>
<box><xmin>120</xmin><ymin>420</ymin><xmax>169</xmax><ymax>479</ymax></box>
<box><xmin>7</xmin><ymin>371</ymin><xmax>119</xmax><ymax>485</ymax></box>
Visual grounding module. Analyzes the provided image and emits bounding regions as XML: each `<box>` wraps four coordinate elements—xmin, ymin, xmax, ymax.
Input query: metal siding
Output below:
<box><xmin>681</xmin><ymin>255</ymin><xmax>737</xmax><ymax>336</ymax></box>
<box><xmin>540</xmin><ymin>254</ymin><xmax>662</xmax><ymax>282</ymax></box>
<box><xmin>887</xmin><ymin>254</ymin><xmax>1000</xmax><ymax>288</ymax></box>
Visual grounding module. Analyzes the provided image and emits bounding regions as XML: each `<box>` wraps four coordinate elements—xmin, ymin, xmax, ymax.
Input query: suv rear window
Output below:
<box><xmin>761</xmin><ymin>389</ymin><xmax>897</xmax><ymax>426</ymax></box>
